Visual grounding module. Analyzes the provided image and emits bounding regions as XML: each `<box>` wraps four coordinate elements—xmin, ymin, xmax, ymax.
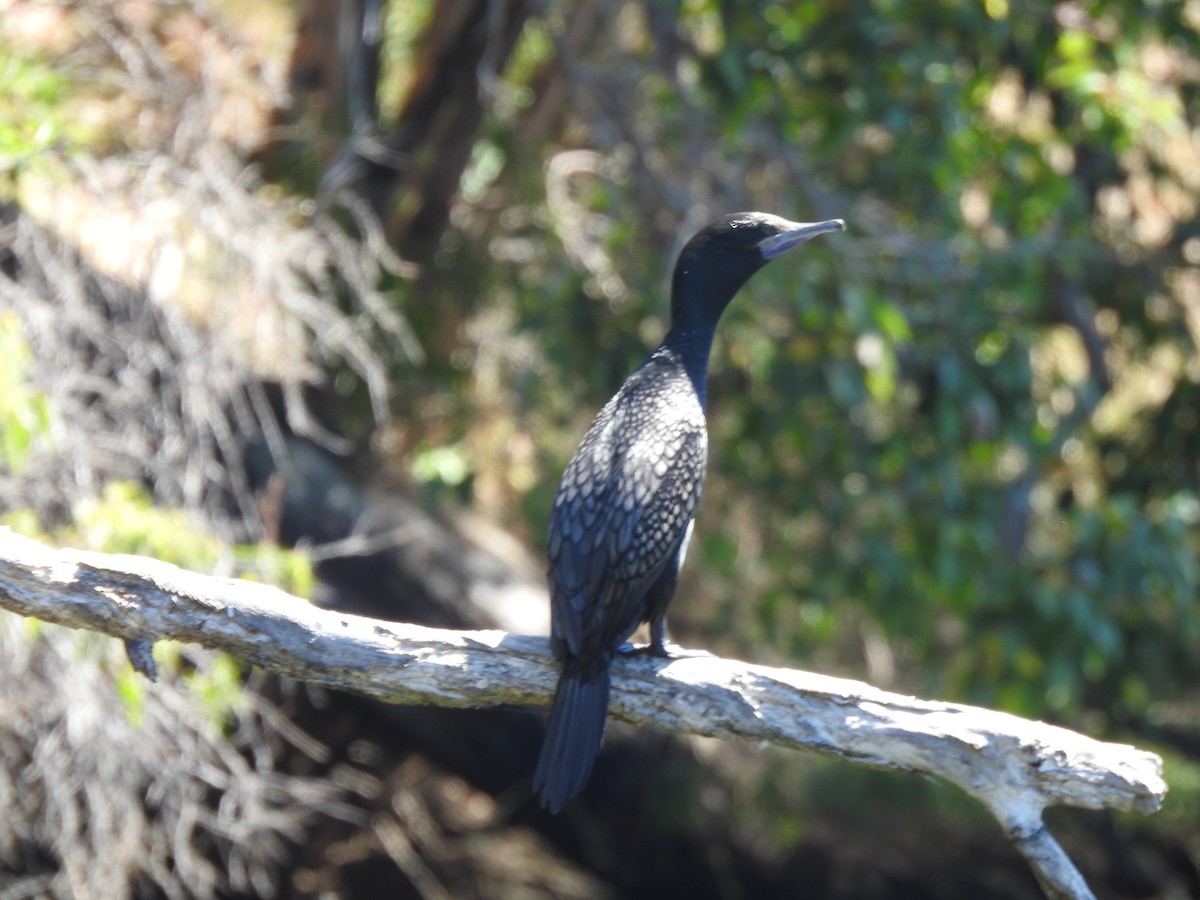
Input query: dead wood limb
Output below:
<box><xmin>0</xmin><ymin>528</ymin><xmax>1165</xmax><ymax>899</ymax></box>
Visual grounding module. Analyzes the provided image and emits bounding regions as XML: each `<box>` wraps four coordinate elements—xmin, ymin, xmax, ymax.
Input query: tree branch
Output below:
<box><xmin>0</xmin><ymin>528</ymin><xmax>1165</xmax><ymax>900</ymax></box>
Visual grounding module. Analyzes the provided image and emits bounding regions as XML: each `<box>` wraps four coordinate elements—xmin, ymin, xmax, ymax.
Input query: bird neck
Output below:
<box><xmin>664</xmin><ymin>246</ymin><xmax>764</xmax><ymax>407</ymax></box>
<box><xmin>661</xmin><ymin>322</ymin><xmax>718</xmax><ymax>407</ymax></box>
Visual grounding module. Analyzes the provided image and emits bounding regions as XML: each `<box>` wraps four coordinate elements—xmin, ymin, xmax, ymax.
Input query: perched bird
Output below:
<box><xmin>533</xmin><ymin>211</ymin><xmax>845</xmax><ymax>812</ymax></box>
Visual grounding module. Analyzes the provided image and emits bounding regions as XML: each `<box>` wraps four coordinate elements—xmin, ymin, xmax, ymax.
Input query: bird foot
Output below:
<box><xmin>617</xmin><ymin>641</ymin><xmax>713</xmax><ymax>660</ymax></box>
<box><xmin>659</xmin><ymin>642</ymin><xmax>715</xmax><ymax>659</ymax></box>
<box><xmin>618</xmin><ymin>641</ymin><xmax>671</xmax><ymax>659</ymax></box>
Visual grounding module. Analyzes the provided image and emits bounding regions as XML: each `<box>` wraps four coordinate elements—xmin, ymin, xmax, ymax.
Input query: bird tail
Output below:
<box><xmin>532</xmin><ymin>666</ymin><xmax>611</xmax><ymax>813</ymax></box>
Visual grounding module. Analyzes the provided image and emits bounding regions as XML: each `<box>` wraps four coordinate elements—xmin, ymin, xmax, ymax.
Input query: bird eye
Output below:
<box><xmin>758</xmin><ymin>222</ymin><xmax>775</xmax><ymax>235</ymax></box>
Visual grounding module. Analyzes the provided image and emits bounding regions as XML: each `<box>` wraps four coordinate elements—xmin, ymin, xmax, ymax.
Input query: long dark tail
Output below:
<box><xmin>532</xmin><ymin>665</ymin><xmax>611</xmax><ymax>813</ymax></box>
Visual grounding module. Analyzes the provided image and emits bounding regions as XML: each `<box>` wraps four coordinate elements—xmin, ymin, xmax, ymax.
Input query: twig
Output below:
<box><xmin>0</xmin><ymin>528</ymin><xmax>1165</xmax><ymax>899</ymax></box>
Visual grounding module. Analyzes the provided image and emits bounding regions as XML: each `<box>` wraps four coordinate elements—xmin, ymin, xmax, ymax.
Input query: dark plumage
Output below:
<box><xmin>533</xmin><ymin>212</ymin><xmax>845</xmax><ymax>812</ymax></box>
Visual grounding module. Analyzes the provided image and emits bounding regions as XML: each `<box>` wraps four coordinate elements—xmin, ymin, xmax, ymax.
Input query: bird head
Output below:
<box><xmin>670</xmin><ymin>212</ymin><xmax>844</xmax><ymax>332</ymax></box>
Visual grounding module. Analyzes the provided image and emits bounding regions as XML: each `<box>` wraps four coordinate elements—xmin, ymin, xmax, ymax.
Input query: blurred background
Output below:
<box><xmin>0</xmin><ymin>0</ymin><xmax>1198</xmax><ymax>896</ymax></box>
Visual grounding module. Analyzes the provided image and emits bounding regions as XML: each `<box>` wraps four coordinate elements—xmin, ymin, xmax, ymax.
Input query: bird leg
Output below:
<box><xmin>649</xmin><ymin>614</ymin><xmax>668</xmax><ymax>656</ymax></box>
<box><xmin>614</xmin><ymin>615</ymin><xmax>671</xmax><ymax>658</ymax></box>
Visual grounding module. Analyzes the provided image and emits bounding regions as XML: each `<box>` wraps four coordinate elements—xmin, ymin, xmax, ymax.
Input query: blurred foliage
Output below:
<box><xmin>0</xmin><ymin>50</ymin><xmax>72</xmax><ymax>177</ymax></box>
<box><xmin>71</xmin><ymin>481</ymin><xmax>315</xmax><ymax>600</ymax></box>
<box><xmin>0</xmin><ymin>317</ymin><xmax>312</xmax><ymax>728</ymax></box>
<box><xmin>3</xmin><ymin>476</ymin><xmax>312</xmax><ymax>729</ymax></box>
<box><xmin>382</xmin><ymin>0</ymin><xmax>1200</xmax><ymax>732</ymax></box>
<box><xmin>0</xmin><ymin>313</ymin><xmax>52</xmax><ymax>474</ymax></box>
<box><xmin>5</xmin><ymin>477</ymin><xmax>313</xmax><ymax>729</ymax></box>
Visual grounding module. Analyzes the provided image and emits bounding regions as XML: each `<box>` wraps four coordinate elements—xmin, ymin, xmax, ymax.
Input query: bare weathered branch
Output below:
<box><xmin>0</xmin><ymin>528</ymin><xmax>1165</xmax><ymax>900</ymax></box>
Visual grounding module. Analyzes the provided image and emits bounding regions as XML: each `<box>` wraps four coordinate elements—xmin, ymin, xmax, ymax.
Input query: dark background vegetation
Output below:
<box><xmin>1</xmin><ymin>0</ymin><xmax>1198</xmax><ymax>896</ymax></box>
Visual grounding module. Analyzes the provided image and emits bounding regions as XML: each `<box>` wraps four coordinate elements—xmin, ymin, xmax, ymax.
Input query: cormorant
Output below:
<box><xmin>534</xmin><ymin>211</ymin><xmax>845</xmax><ymax>813</ymax></box>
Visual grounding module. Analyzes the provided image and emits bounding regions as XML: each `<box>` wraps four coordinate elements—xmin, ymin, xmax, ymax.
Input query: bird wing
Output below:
<box><xmin>547</xmin><ymin>359</ymin><xmax>707</xmax><ymax>666</ymax></box>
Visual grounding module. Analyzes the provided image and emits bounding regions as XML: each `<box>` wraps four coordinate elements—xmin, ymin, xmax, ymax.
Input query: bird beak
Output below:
<box><xmin>758</xmin><ymin>218</ymin><xmax>845</xmax><ymax>260</ymax></box>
